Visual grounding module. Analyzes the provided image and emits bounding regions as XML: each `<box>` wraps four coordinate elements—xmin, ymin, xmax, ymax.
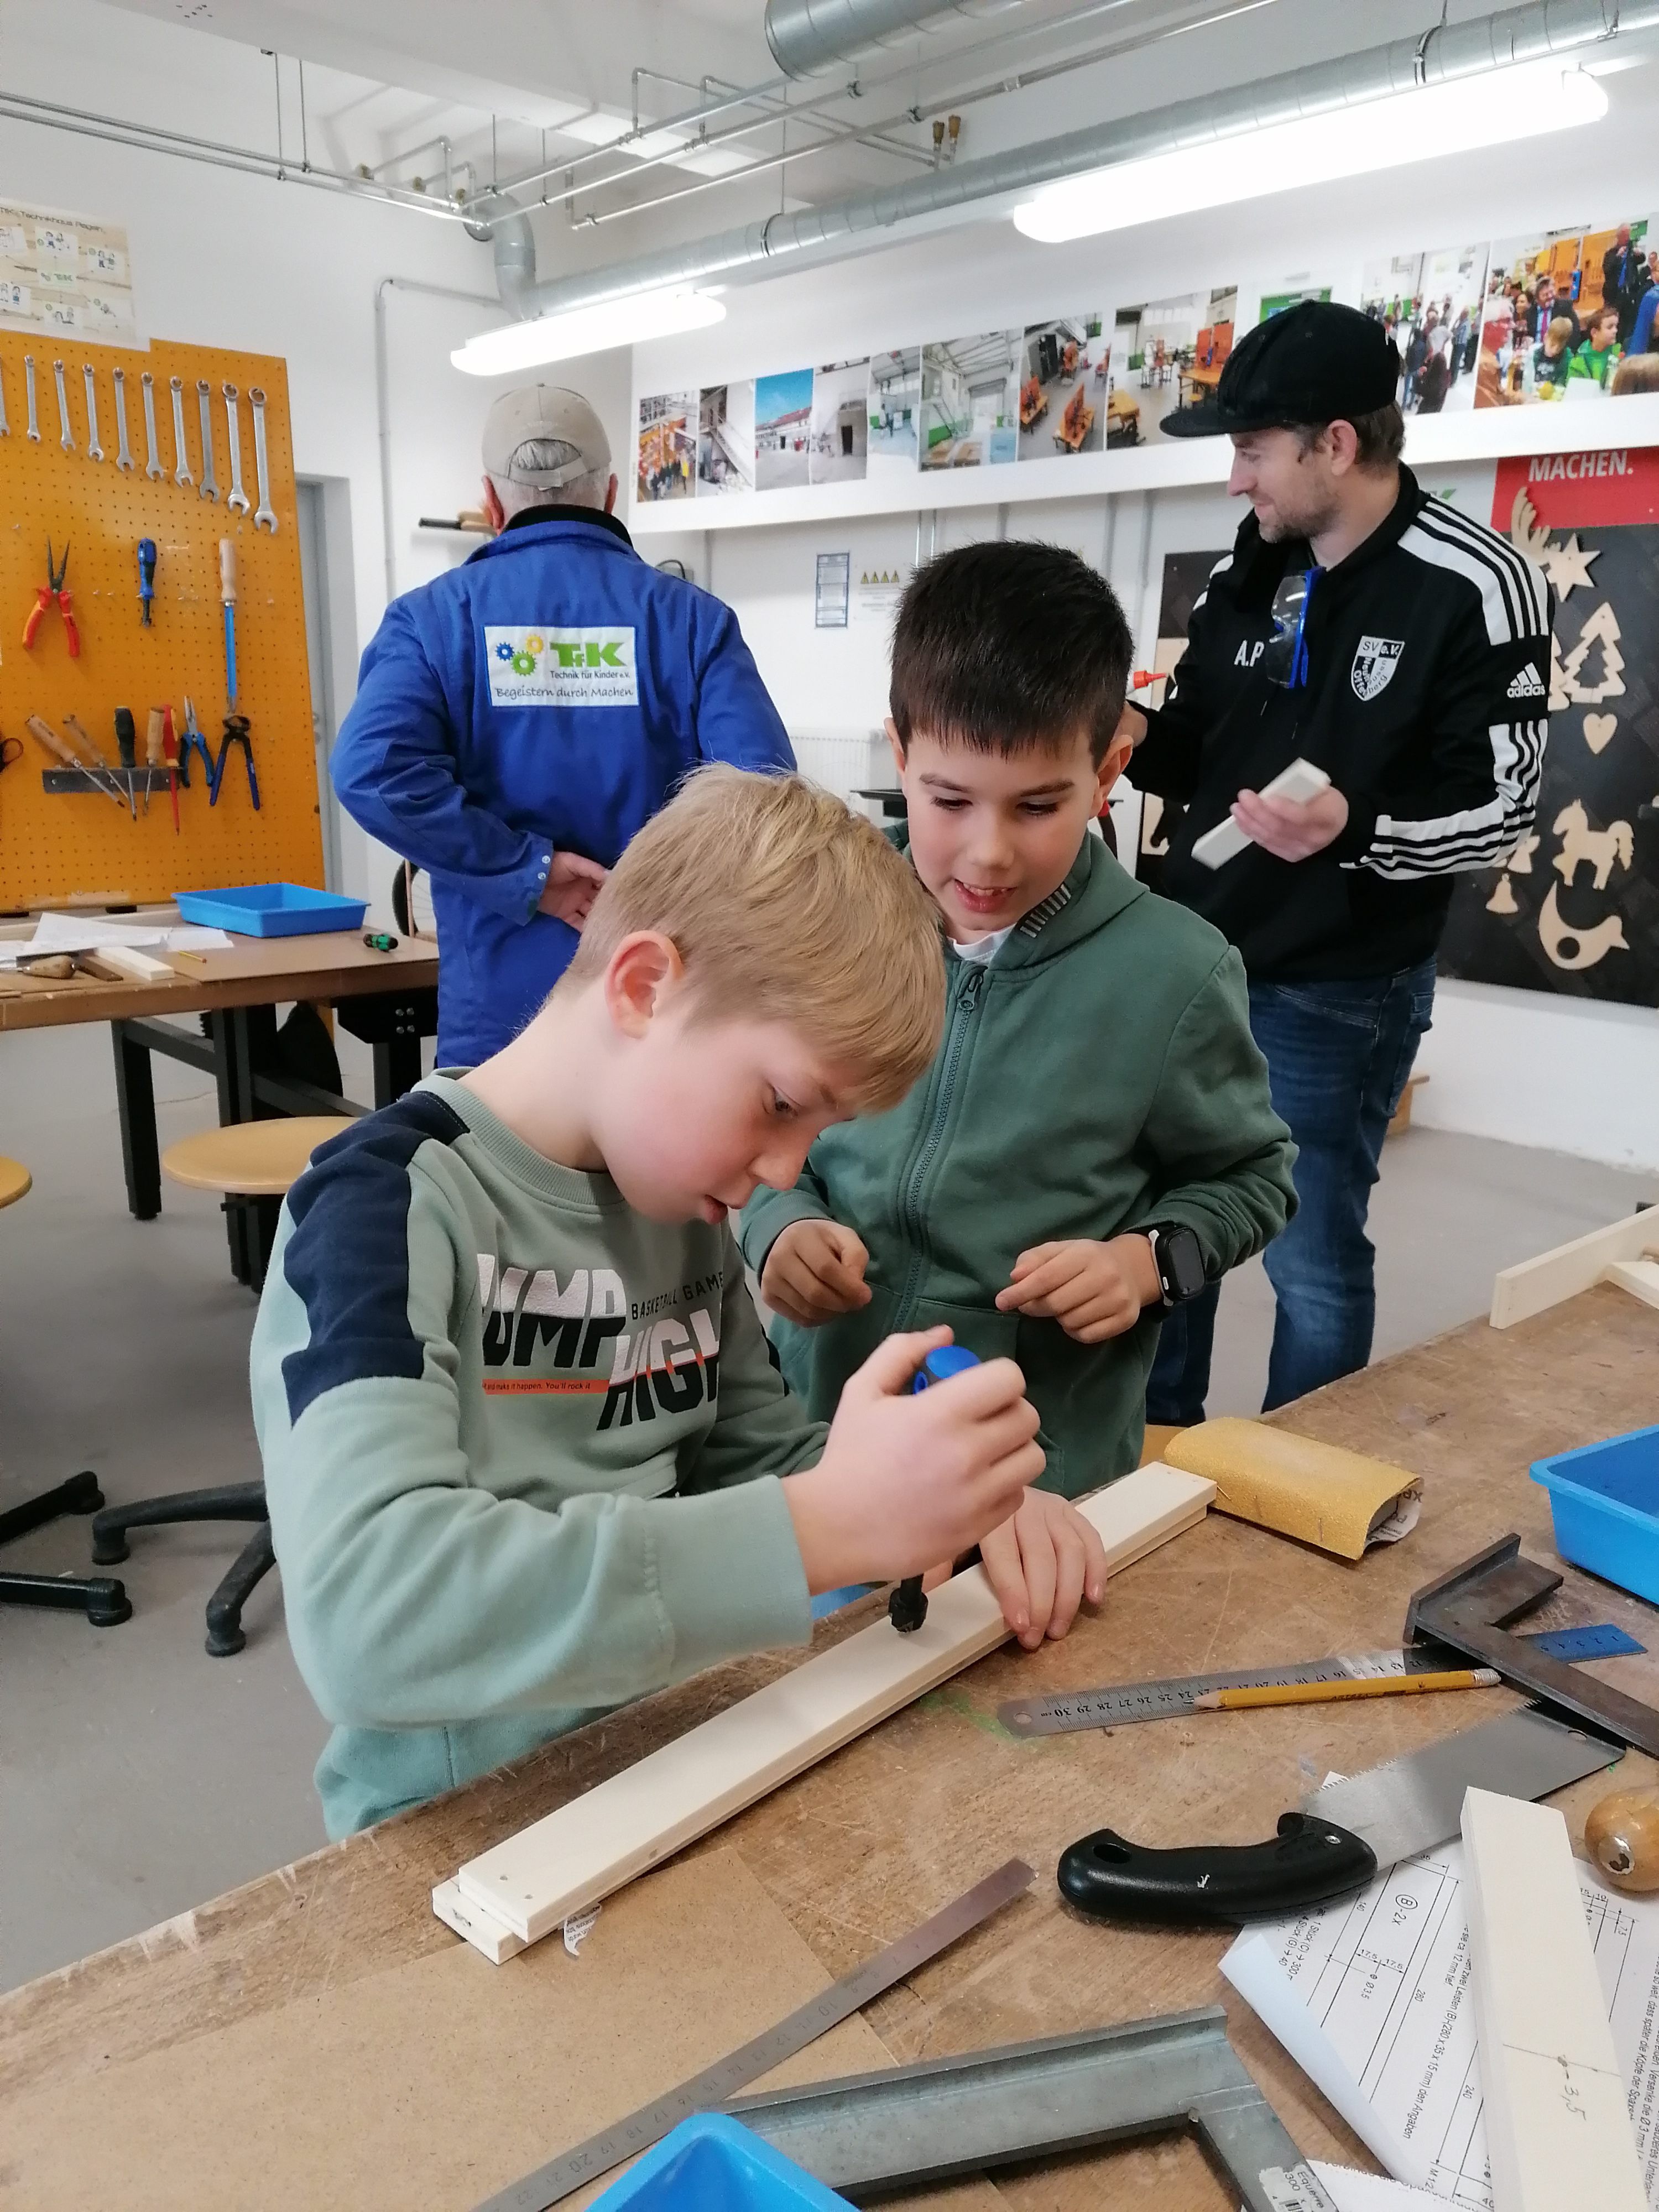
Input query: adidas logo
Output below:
<box><xmin>1507</xmin><ymin>662</ymin><xmax>1546</xmax><ymax>701</ymax></box>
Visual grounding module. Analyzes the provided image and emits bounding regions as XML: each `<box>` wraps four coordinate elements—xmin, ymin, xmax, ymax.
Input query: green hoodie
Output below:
<box><xmin>739</xmin><ymin>832</ymin><xmax>1296</xmax><ymax>1494</ymax></box>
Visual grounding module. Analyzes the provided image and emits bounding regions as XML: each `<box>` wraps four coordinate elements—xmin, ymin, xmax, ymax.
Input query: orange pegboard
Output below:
<box><xmin>0</xmin><ymin>330</ymin><xmax>321</xmax><ymax>908</ymax></box>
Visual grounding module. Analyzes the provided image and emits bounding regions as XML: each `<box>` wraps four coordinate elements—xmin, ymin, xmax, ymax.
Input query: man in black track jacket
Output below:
<box><xmin>1125</xmin><ymin>300</ymin><xmax>1553</xmax><ymax>1421</ymax></box>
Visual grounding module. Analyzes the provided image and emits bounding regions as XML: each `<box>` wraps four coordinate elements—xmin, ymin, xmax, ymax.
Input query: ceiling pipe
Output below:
<box><xmin>765</xmin><ymin>0</ymin><xmax>1026</xmax><ymax>80</ymax></box>
<box><xmin>473</xmin><ymin>0</ymin><xmax>1654</xmax><ymax>324</ymax></box>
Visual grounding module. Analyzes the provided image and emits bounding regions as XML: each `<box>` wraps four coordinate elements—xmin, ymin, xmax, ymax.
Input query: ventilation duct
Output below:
<box><xmin>765</xmin><ymin>0</ymin><xmax>1026</xmax><ymax>80</ymax></box>
<box><xmin>476</xmin><ymin>0</ymin><xmax>1655</xmax><ymax>324</ymax></box>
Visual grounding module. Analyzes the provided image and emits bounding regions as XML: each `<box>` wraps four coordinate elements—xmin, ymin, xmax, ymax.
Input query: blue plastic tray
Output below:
<box><xmin>589</xmin><ymin>2115</ymin><xmax>849</xmax><ymax>2210</ymax></box>
<box><xmin>1531</xmin><ymin>1424</ymin><xmax>1659</xmax><ymax>1605</ymax></box>
<box><xmin>174</xmin><ymin>883</ymin><xmax>368</xmax><ymax>938</ymax></box>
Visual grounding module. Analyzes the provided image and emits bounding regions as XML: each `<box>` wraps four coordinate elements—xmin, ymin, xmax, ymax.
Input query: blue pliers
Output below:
<box><xmin>176</xmin><ymin>695</ymin><xmax>216</xmax><ymax>792</ymax></box>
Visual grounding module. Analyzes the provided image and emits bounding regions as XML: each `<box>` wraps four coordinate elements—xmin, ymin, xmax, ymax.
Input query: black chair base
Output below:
<box><xmin>0</xmin><ymin>1469</ymin><xmax>132</xmax><ymax>1627</ymax></box>
<box><xmin>90</xmin><ymin>1481</ymin><xmax>276</xmax><ymax>1656</ymax></box>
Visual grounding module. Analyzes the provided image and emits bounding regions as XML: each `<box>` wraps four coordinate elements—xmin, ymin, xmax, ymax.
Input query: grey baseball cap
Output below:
<box><xmin>482</xmin><ymin>385</ymin><xmax>611</xmax><ymax>488</ymax></box>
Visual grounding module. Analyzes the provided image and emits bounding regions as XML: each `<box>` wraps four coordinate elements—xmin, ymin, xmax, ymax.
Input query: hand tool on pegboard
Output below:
<box><xmin>218</xmin><ymin>536</ymin><xmax>237</xmax><ymax>704</ymax></box>
<box><xmin>223</xmin><ymin>383</ymin><xmax>250</xmax><ymax>515</ymax></box>
<box><xmin>112</xmin><ymin>365</ymin><xmax>133</xmax><ymax>471</ymax></box>
<box><xmin>250</xmin><ymin>385</ymin><xmax>277</xmax><ymax>530</ymax></box>
<box><xmin>0</xmin><ymin>359</ymin><xmax>8</xmax><ymax>438</ymax></box>
<box><xmin>147</xmin><ymin>706</ymin><xmax>179</xmax><ymax>832</ymax></box>
<box><xmin>23</xmin><ymin>352</ymin><xmax>38</xmax><ymax>441</ymax></box>
<box><xmin>82</xmin><ymin>364</ymin><xmax>103</xmax><ymax>462</ymax></box>
<box><xmin>25</xmin><ymin>714</ymin><xmax>119</xmax><ymax>806</ymax></box>
<box><xmin>141</xmin><ymin>369</ymin><xmax>163</xmax><ymax>479</ymax></box>
<box><xmin>64</xmin><ymin>712</ymin><xmax>132</xmax><ymax>815</ymax></box>
<box><xmin>169</xmin><ymin>373</ymin><xmax>191</xmax><ymax>487</ymax></box>
<box><xmin>136</xmin><ymin>538</ymin><xmax>156</xmax><ymax>627</ymax></box>
<box><xmin>0</xmin><ymin>733</ymin><xmax>22</xmax><ymax>779</ymax></box>
<box><xmin>197</xmin><ymin>378</ymin><xmax>218</xmax><ymax>501</ymax></box>
<box><xmin>114</xmin><ymin>706</ymin><xmax>144</xmax><ymax>814</ymax></box>
<box><xmin>211</xmin><ymin>713</ymin><xmax>259</xmax><ymax>811</ymax></box>
<box><xmin>53</xmin><ymin>359</ymin><xmax>73</xmax><ymax>452</ymax></box>
<box><xmin>23</xmin><ymin>541</ymin><xmax>79</xmax><ymax>659</ymax></box>
<box><xmin>176</xmin><ymin>693</ymin><xmax>214</xmax><ymax>791</ymax></box>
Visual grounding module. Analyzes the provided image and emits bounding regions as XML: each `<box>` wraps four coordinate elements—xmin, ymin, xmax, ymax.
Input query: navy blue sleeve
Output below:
<box><xmin>279</xmin><ymin>1090</ymin><xmax>468</xmax><ymax>1425</ymax></box>
<box><xmin>331</xmin><ymin>597</ymin><xmax>554</xmax><ymax>924</ymax></box>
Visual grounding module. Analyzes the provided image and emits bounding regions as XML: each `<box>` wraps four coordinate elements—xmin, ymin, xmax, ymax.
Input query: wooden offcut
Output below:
<box><xmin>1490</xmin><ymin>1210</ymin><xmax>1659</xmax><ymax>1328</ymax></box>
<box><xmin>447</xmin><ymin>1463</ymin><xmax>1214</xmax><ymax>1957</ymax></box>
<box><xmin>1461</xmin><ymin>1787</ymin><xmax>1644</xmax><ymax>2212</ymax></box>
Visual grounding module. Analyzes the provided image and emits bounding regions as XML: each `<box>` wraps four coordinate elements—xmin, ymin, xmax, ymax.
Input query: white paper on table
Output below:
<box><xmin>0</xmin><ymin>916</ymin><xmax>236</xmax><ymax>967</ymax></box>
<box><xmin>1222</xmin><ymin>1839</ymin><xmax>1659</xmax><ymax>2210</ymax></box>
<box><xmin>1224</xmin><ymin>1934</ymin><xmax>1431</xmax><ymax>2185</ymax></box>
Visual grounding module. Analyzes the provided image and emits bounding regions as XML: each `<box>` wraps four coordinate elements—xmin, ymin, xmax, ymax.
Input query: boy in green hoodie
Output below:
<box><xmin>252</xmin><ymin>767</ymin><xmax>1102</xmax><ymax>1837</ymax></box>
<box><xmin>740</xmin><ymin>542</ymin><xmax>1297</xmax><ymax>1495</ymax></box>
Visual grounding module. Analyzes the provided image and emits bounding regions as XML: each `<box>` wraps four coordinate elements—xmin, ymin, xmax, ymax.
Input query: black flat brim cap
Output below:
<box><xmin>1161</xmin><ymin>298</ymin><xmax>1402</xmax><ymax>438</ymax></box>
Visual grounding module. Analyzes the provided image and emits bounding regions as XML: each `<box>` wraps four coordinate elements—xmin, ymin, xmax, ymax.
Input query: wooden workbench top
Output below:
<box><xmin>6</xmin><ymin>1286</ymin><xmax>1658</xmax><ymax>2206</ymax></box>
<box><xmin>0</xmin><ymin>919</ymin><xmax>437</xmax><ymax>1031</ymax></box>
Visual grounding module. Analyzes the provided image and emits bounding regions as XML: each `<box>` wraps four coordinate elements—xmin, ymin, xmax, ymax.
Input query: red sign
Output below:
<box><xmin>1492</xmin><ymin>446</ymin><xmax>1659</xmax><ymax>531</ymax></box>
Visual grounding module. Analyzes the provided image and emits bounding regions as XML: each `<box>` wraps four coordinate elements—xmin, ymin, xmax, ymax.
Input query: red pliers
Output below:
<box><xmin>23</xmin><ymin>540</ymin><xmax>79</xmax><ymax>658</ymax></box>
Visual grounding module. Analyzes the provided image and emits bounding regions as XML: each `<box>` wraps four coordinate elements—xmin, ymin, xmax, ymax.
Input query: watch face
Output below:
<box><xmin>1161</xmin><ymin>1225</ymin><xmax>1207</xmax><ymax>1302</ymax></box>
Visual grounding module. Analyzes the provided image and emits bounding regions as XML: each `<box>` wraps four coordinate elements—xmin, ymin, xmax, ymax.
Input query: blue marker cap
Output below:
<box><xmin>912</xmin><ymin>1344</ymin><xmax>981</xmax><ymax>1393</ymax></box>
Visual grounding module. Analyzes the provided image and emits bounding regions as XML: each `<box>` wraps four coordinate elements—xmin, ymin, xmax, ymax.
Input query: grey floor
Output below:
<box><xmin>1</xmin><ymin>1020</ymin><xmax>1652</xmax><ymax>1994</ymax></box>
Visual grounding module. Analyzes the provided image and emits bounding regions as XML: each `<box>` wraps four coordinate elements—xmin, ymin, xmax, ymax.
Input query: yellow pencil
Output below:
<box><xmin>1193</xmin><ymin>1667</ymin><xmax>1501</xmax><ymax>1712</ymax></box>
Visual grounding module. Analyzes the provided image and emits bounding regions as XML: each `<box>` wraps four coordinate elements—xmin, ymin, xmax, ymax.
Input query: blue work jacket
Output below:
<box><xmin>330</xmin><ymin>507</ymin><xmax>795</xmax><ymax>1065</ymax></box>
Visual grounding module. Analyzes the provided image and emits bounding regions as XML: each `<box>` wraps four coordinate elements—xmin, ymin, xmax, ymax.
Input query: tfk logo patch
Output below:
<box><xmin>1350</xmin><ymin>635</ymin><xmax>1404</xmax><ymax>702</ymax></box>
<box><xmin>485</xmin><ymin>626</ymin><xmax>639</xmax><ymax>707</ymax></box>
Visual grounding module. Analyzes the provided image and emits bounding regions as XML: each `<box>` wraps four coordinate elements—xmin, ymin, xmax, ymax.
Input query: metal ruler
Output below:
<box><xmin>998</xmin><ymin>1624</ymin><xmax>1644</xmax><ymax>1739</ymax></box>
<box><xmin>474</xmin><ymin>1856</ymin><xmax>1034</xmax><ymax>2212</ymax></box>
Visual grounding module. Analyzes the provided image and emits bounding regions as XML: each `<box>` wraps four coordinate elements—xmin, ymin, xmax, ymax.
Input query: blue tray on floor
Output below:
<box><xmin>174</xmin><ymin>883</ymin><xmax>368</xmax><ymax>938</ymax></box>
<box><xmin>1531</xmin><ymin>1424</ymin><xmax>1659</xmax><ymax>1606</ymax></box>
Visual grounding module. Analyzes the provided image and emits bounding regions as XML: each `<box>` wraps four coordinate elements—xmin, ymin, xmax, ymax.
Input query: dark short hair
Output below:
<box><xmin>1292</xmin><ymin>400</ymin><xmax>1405</xmax><ymax>471</ymax></box>
<box><xmin>890</xmin><ymin>541</ymin><xmax>1134</xmax><ymax>766</ymax></box>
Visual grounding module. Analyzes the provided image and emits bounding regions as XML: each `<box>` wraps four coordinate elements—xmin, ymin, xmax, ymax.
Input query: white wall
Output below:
<box><xmin>4</xmin><ymin>0</ymin><xmax>633</xmax><ymax>917</ymax></box>
<box><xmin>628</xmin><ymin>98</ymin><xmax>1659</xmax><ymax>1171</ymax></box>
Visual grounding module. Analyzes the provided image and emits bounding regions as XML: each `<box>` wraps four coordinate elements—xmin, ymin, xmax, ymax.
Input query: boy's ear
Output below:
<box><xmin>1094</xmin><ymin>723</ymin><xmax>1136</xmax><ymax>814</ymax></box>
<box><xmin>603</xmin><ymin>931</ymin><xmax>684</xmax><ymax>1038</ymax></box>
<box><xmin>884</xmin><ymin>717</ymin><xmax>906</xmax><ymax>782</ymax></box>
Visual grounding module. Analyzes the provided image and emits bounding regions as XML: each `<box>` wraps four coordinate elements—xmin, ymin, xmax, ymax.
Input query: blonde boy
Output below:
<box><xmin>252</xmin><ymin>769</ymin><xmax>1102</xmax><ymax>1837</ymax></box>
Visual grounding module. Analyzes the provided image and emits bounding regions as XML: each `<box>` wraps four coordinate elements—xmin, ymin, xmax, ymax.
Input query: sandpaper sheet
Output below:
<box><xmin>0</xmin><ymin>1847</ymin><xmax>1004</xmax><ymax>2211</ymax></box>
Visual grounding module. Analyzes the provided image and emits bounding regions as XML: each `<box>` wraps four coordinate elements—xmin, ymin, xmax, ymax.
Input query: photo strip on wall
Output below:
<box><xmin>632</xmin><ymin>208</ymin><xmax>1659</xmax><ymax>502</ymax></box>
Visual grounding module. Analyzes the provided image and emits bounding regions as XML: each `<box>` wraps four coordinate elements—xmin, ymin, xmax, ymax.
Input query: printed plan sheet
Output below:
<box><xmin>1225</xmin><ymin>1839</ymin><xmax>1659</xmax><ymax>2208</ymax></box>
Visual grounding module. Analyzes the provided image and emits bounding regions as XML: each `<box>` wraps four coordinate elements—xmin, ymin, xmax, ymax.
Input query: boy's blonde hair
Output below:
<box><xmin>562</xmin><ymin>766</ymin><xmax>945</xmax><ymax>1112</ymax></box>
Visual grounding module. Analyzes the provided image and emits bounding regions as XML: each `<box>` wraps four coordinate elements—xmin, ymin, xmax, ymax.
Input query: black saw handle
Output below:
<box><xmin>1057</xmin><ymin>1812</ymin><xmax>1378</xmax><ymax>1927</ymax></box>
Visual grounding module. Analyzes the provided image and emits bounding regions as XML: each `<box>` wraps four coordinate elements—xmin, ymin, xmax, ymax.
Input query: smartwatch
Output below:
<box><xmin>1146</xmin><ymin>1223</ymin><xmax>1206</xmax><ymax>1308</ymax></box>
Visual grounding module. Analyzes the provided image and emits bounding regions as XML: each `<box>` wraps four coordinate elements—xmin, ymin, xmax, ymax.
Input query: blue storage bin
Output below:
<box><xmin>1531</xmin><ymin>1424</ymin><xmax>1659</xmax><ymax>1605</ymax></box>
<box><xmin>174</xmin><ymin>882</ymin><xmax>368</xmax><ymax>938</ymax></box>
<box><xmin>589</xmin><ymin>2114</ymin><xmax>849</xmax><ymax>2211</ymax></box>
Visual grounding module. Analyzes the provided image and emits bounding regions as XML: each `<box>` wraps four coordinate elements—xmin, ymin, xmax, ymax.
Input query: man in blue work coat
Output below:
<box><xmin>330</xmin><ymin>385</ymin><xmax>797</xmax><ymax>1065</ymax></box>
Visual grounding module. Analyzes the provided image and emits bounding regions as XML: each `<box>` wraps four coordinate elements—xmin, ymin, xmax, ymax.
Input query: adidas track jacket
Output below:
<box><xmin>1134</xmin><ymin>463</ymin><xmax>1554</xmax><ymax>979</ymax></box>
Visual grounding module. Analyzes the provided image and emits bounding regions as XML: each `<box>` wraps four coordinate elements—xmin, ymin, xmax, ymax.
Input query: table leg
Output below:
<box><xmin>373</xmin><ymin>1019</ymin><xmax>424</xmax><ymax>1108</ymax></box>
<box><xmin>109</xmin><ymin>1020</ymin><xmax>161</xmax><ymax>1221</ymax></box>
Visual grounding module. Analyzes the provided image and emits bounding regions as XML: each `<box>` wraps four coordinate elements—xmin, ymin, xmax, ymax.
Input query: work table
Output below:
<box><xmin>4</xmin><ymin>1285</ymin><xmax>1657</xmax><ymax>2206</ymax></box>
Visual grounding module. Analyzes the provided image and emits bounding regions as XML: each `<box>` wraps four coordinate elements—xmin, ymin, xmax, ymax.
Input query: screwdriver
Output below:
<box><xmin>24</xmin><ymin>714</ymin><xmax>127</xmax><ymax>809</ymax></box>
<box><xmin>148</xmin><ymin>706</ymin><xmax>179</xmax><ymax>833</ymax></box>
<box><xmin>64</xmin><ymin>712</ymin><xmax>133</xmax><ymax>813</ymax></box>
<box><xmin>114</xmin><ymin>703</ymin><xmax>139</xmax><ymax>813</ymax></box>
<box><xmin>219</xmin><ymin>536</ymin><xmax>237</xmax><ymax>706</ymax></box>
<box><xmin>137</xmin><ymin>538</ymin><xmax>156</xmax><ymax>627</ymax></box>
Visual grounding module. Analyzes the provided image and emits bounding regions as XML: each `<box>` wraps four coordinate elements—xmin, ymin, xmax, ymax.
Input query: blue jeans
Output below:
<box><xmin>1147</xmin><ymin>959</ymin><xmax>1436</xmax><ymax>1421</ymax></box>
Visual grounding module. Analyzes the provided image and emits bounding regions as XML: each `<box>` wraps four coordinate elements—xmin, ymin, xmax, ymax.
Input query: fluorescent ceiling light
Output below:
<box><xmin>1013</xmin><ymin>60</ymin><xmax>1608</xmax><ymax>244</ymax></box>
<box><xmin>452</xmin><ymin>286</ymin><xmax>726</xmax><ymax>375</ymax></box>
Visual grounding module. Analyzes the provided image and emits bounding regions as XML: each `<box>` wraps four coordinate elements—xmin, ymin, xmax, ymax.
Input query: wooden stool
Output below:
<box><xmin>163</xmin><ymin>1115</ymin><xmax>352</xmax><ymax>1291</ymax></box>
<box><xmin>0</xmin><ymin>1157</ymin><xmax>132</xmax><ymax>1627</ymax></box>
<box><xmin>91</xmin><ymin>1114</ymin><xmax>353</xmax><ymax>1655</ymax></box>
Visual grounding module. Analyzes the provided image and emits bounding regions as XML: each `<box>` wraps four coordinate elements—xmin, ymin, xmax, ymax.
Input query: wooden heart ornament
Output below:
<box><xmin>1584</xmin><ymin>712</ymin><xmax>1618</xmax><ymax>754</ymax></box>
